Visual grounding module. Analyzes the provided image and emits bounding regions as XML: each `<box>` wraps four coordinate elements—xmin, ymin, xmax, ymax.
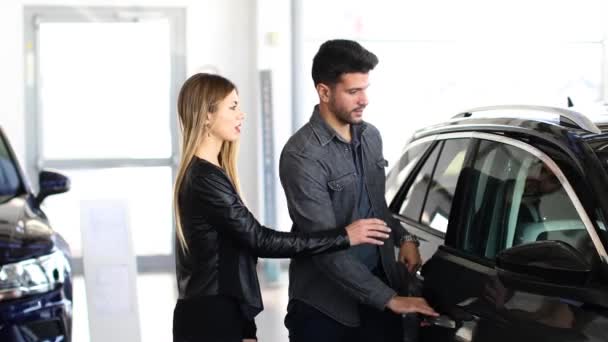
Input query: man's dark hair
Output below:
<box><xmin>312</xmin><ymin>39</ymin><xmax>378</xmax><ymax>86</ymax></box>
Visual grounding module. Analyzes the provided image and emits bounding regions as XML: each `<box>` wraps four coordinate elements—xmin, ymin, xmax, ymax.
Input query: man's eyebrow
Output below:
<box><xmin>346</xmin><ymin>84</ymin><xmax>370</xmax><ymax>91</ymax></box>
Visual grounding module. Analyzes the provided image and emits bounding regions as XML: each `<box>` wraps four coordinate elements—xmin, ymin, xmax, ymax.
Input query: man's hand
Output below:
<box><xmin>399</xmin><ymin>241</ymin><xmax>421</xmax><ymax>273</ymax></box>
<box><xmin>386</xmin><ymin>296</ymin><xmax>438</xmax><ymax>316</ymax></box>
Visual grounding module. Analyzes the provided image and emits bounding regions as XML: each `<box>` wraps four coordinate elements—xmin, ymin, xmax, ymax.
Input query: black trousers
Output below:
<box><xmin>285</xmin><ymin>299</ymin><xmax>403</xmax><ymax>342</ymax></box>
<box><xmin>173</xmin><ymin>295</ymin><xmax>256</xmax><ymax>342</ymax></box>
<box><xmin>285</xmin><ymin>265</ymin><xmax>404</xmax><ymax>342</ymax></box>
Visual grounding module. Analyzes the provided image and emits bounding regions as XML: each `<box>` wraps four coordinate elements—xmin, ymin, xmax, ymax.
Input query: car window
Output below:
<box><xmin>386</xmin><ymin>140</ymin><xmax>432</xmax><ymax>205</ymax></box>
<box><xmin>0</xmin><ymin>135</ymin><xmax>21</xmax><ymax>200</ymax></box>
<box><xmin>397</xmin><ymin>142</ymin><xmax>440</xmax><ymax>222</ymax></box>
<box><xmin>593</xmin><ymin>150</ymin><xmax>608</xmax><ymax>233</ymax></box>
<box><xmin>396</xmin><ymin>138</ymin><xmax>470</xmax><ymax>233</ymax></box>
<box><xmin>419</xmin><ymin>139</ymin><xmax>470</xmax><ymax>233</ymax></box>
<box><xmin>459</xmin><ymin>140</ymin><xmax>591</xmax><ymax>260</ymax></box>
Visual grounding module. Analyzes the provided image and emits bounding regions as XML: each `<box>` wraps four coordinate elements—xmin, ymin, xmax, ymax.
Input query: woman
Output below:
<box><xmin>172</xmin><ymin>73</ymin><xmax>392</xmax><ymax>342</ymax></box>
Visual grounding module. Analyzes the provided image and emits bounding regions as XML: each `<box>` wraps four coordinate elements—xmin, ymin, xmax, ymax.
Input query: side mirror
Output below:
<box><xmin>494</xmin><ymin>241</ymin><xmax>608</xmax><ymax>307</ymax></box>
<box><xmin>36</xmin><ymin>170</ymin><xmax>70</xmax><ymax>204</ymax></box>
<box><xmin>496</xmin><ymin>240</ymin><xmax>591</xmax><ymax>288</ymax></box>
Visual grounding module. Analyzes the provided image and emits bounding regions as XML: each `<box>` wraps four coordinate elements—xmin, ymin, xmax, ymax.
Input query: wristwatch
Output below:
<box><xmin>399</xmin><ymin>233</ymin><xmax>420</xmax><ymax>247</ymax></box>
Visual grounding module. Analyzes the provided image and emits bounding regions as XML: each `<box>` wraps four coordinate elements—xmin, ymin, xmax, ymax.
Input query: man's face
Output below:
<box><xmin>327</xmin><ymin>72</ymin><xmax>370</xmax><ymax>125</ymax></box>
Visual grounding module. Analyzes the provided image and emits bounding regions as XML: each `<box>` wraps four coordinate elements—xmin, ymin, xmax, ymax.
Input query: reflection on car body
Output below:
<box><xmin>0</xmin><ymin>127</ymin><xmax>73</xmax><ymax>342</ymax></box>
<box><xmin>386</xmin><ymin>105</ymin><xmax>608</xmax><ymax>342</ymax></box>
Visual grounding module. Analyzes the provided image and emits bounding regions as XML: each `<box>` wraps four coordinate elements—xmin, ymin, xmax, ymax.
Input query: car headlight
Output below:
<box><xmin>0</xmin><ymin>250</ymin><xmax>70</xmax><ymax>301</ymax></box>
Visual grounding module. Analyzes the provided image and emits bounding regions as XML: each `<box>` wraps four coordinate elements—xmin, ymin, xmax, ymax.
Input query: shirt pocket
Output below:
<box><xmin>327</xmin><ymin>172</ymin><xmax>356</xmax><ymax>192</ymax></box>
<box><xmin>376</xmin><ymin>158</ymin><xmax>389</xmax><ymax>169</ymax></box>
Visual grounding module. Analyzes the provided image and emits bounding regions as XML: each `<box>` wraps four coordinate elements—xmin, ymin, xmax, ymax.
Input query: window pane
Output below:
<box><xmin>39</xmin><ymin>21</ymin><xmax>172</xmax><ymax>159</ymax></box>
<box><xmin>511</xmin><ymin>160</ymin><xmax>588</xmax><ymax>252</ymax></box>
<box><xmin>420</xmin><ymin>139</ymin><xmax>470</xmax><ymax>232</ymax></box>
<box><xmin>0</xmin><ymin>136</ymin><xmax>21</xmax><ymax>198</ymax></box>
<box><xmin>386</xmin><ymin>141</ymin><xmax>432</xmax><ymax>205</ymax></box>
<box><xmin>41</xmin><ymin>167</ymin><xmax>173</xmax><ymax>257</ymax></box>
<box><xmin>461</xmin><ymin>140</ymin><xmax>589</xmax><ymax>259</ymax></box>
<box><xmin>398</xmin><ymin>143</ymin><xmax>440</xmax><ymax>221</ymax></box>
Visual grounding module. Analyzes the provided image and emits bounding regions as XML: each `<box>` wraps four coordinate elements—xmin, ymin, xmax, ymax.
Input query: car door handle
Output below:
<box><xmin>422</xmin><ymin>314</ymin><xmax>457</xmax><ymax>329</ymax></box>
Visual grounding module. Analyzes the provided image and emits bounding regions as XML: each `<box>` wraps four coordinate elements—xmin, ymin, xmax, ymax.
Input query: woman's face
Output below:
<box><xmin>208</xmin><ymin>89</ymin><xmax>244</xmax><ymax>142</ymax></box>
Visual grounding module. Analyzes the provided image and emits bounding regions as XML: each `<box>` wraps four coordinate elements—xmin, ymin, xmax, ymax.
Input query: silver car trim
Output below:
<box><xmin>453</xmin><ymin>105</ymin><xmax>602</xmax><ymax>134</ymax></box>
<box><xmin>398</xmin><ymin>131</ymin><xmax>608</xmax><ymax>263</ymax></box>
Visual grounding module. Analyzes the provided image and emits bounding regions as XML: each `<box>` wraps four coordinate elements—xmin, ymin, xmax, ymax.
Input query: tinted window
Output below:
<box><xmin>386</xmin><ymin>141</ymin><xmax>432</xmax><ymax>205</ymax></box>
<box><xmin>398</xmin><ymin>142</ymin><xmax>440</xmax><ymax>222</ymax></box>
<box><xmin>592</xmin><ymin>150</ymin><xmax>608</xmax><ymax>233</ymax></box>
<box><xmin>0</xmin><ymin>136</ymin><xmax>20</xmax><ymax>199</ymax></box>
<box><xmin>420</xmin><ymin>139</ymin><xmax>470</xmax><ymax>232</ymax></box>
<box><xmin>396</xmin><ymin>138</ymin><xmax>470</xmax><ymax>233</ymax></box>
<box><xmin>460</xmin><ymin>140</ymin><xmax>590</xmax><ymax>259</ymax></box>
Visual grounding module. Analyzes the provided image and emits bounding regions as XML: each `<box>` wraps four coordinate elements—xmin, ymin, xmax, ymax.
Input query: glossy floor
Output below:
<box><xmin>72</xmin><ymin>264</ymin><xmax>289</xmax><ymax>341</ymax></box>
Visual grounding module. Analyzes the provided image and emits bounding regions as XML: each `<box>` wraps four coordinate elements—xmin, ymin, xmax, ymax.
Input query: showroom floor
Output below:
<box><xmin>72</xmin><ymin>265</ymin><xmax>290</xmax><ymax>341</ymax></box>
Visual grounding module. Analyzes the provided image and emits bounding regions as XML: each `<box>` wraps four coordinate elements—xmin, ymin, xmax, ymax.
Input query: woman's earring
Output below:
<box><xmin>205</xmin><ymin>121</ymin><xmax>211</xmax><ymax>137</ymax></box>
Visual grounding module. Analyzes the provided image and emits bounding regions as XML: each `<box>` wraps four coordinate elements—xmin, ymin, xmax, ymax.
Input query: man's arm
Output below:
<box><xmin>373</xmin><ymin>129</ymin><xmax>421</xmax><ymax>271</ymax></box>
<box><xmin>279</xmin><ymin>151</ymin><xmax>396</xmax><ymax>310</ymax></box>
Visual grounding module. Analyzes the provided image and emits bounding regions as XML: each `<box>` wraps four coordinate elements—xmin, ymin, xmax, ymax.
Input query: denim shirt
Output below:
<box><xmin>349</xmin><ymin>123</ymin><xmax>380</xmax><ymax>270</ymax></box>
<box><xmin>279</xmin><ymin>105</ymin><xmax>412</xmax><ymax>326</ymax></box>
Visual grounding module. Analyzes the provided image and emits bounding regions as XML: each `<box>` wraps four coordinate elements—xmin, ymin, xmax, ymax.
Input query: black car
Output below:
<box><xmin>385</xmin><ymin>105</ymin><xmax>608</xmax><ymax>342</ymax></box>
<box><xmin>0</xmin><ymin>127</ymin><xmax>72</xmax><ymax>342</ymax></box>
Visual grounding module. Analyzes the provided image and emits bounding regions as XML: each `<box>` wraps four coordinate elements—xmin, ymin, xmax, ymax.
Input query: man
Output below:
<box><xmin>279</xmin><ymin>39</ymin><xmax>437</xmax><ymax>342</ymax></box>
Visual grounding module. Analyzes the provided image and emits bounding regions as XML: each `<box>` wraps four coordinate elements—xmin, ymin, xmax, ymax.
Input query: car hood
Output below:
<box><xmin>0</xmin><ymin>196</ymin><xmax>54</xmax><ymax>264</ymax></box>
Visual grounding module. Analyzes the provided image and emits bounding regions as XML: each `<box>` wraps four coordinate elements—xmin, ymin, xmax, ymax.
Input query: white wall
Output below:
<box><xmin>0</xmin><ymin>0</ymin><xmax>261</xmax><ymax>214</ymax></box>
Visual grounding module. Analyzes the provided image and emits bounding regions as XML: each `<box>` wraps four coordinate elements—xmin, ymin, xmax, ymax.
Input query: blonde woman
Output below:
<box><xmin>172</xmin><ymin>73</ymin><xmax>391</xmax><ymax>342</ymax></box>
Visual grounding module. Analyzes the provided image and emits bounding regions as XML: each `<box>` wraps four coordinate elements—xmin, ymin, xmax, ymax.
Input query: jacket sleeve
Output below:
<box><xmin>279</xmin><ymin>151</ymin><xmax>396</xmax><ymax>311</ymax></box>
<box><xmin>191</xmin><ymin>172</ymin><xmax>350</xmax><ymax>258</ymax></box>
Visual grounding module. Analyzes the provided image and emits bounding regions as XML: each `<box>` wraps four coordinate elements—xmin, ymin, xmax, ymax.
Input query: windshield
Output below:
<box><xmin>0</xmin><ymin>134</ymin><xmax>22</xmax><ymax>201</ymax></box>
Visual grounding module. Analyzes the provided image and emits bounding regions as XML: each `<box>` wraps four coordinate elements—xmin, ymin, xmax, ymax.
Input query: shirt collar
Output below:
<box><xmin>309</xmin><ymin>105</ymin><xmax>367</xmax><ymax>146</ymax></box>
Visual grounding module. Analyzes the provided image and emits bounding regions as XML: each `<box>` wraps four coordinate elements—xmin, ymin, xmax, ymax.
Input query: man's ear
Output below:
<box><xmin>316</xmin><ymin>83</ymin><xmax>331</xmax><ymax>103</ymax></box>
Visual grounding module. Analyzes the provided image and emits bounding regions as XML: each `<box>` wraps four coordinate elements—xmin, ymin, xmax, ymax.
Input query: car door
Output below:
<box><xmin>417</xmin><ymin>135</ymin><xmax>608</xmax><ymax>342</ymax></box>
<box><xmin>388</xmin><ymin>136</ymin><xmax>471</xmax><ymax>263</ymax></box>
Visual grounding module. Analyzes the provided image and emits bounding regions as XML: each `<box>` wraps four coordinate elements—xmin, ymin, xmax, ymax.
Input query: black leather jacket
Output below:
<box><xmin>176</xmin><ymin>157</ymin><xmax>350</xmax><ymax>319</ymax></box>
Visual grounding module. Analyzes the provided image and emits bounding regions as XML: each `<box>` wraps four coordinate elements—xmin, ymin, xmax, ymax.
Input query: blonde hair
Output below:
<box><xmin>174</xmin><ymin>73</ymin><xmax>241</xmax><ymax>252</ymax></box>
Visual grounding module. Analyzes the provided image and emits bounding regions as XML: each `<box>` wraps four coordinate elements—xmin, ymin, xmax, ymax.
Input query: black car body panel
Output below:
<box><xmin>387</xmin><ymin>111</ymin><xmax>608</xmax><ymax>341</ymax></box>
<box><xmin>0</xmin><ymin>127</ymin><xmax>72</xmax><ymax>342</ymax></box>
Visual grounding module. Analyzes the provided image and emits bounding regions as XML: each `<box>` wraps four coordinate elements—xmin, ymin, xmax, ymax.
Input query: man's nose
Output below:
<box><xmin>358</xmin><ymin>91</ymin><xmax>369</xmax><ymax>106</ymax></box>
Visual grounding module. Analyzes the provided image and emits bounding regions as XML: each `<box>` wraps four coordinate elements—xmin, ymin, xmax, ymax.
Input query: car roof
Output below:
<box><xmin>413</xmin><ymin>105</ymin><xmax>608</xmax><ymax>150</ymax></box>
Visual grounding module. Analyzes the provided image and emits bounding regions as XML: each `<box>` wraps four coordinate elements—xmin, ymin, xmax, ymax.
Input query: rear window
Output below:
<box><xmin>0</xmin><ymin>135</ymin><xmax>21</xmax><ymax>199</ymax></box>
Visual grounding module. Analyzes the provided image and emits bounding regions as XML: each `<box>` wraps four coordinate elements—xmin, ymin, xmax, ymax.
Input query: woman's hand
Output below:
<box><xmin>345</xmin><ymin>218</ymin><xmax>391</xmax><ymax>246</ymax></box>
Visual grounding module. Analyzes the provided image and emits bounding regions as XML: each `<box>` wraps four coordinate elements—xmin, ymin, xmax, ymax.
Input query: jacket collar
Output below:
<box><xmin>309</xmin><ymin>105</ymin><xmax>368</xmax><ymax>146</ymax></box>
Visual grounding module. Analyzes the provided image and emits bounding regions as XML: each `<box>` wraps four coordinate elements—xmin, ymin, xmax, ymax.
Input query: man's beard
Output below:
<box><xmin>329</xmin><ymin>100</ymin><xmax>364</xmax><ymax>125</ymax></box>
